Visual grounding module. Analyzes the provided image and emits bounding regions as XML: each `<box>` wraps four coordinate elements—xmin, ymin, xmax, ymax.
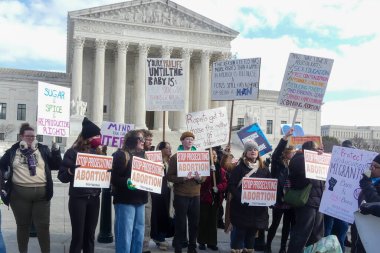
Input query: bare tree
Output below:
<box><xmin>0</xmin><ymin>124</ymin><xmax>16</xmax><ymax>140</ymax></box>
<box><xmin>351</xmin><ymin>135</ymin><xmax>370</xmax><ymax>150</ymax></box>
<box><xmin>322</xmin><ymin>136</ymin><xmax>340</xmax><ymax>152</ymax></box>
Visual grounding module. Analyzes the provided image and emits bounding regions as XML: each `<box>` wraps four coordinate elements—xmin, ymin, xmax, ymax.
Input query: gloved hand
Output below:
<box><xmin>127</xmin><ymin>178</ymin><xmax>136</xmax><ymax>190</ymax></box>
<box><xmin>51</xmin><ymin>142</ymin><xmax>60</xmax><ymax>151</ymax></box>
<box><xmin>359</xmin><ymin>173</ymin><xmax>372</xmax><ymax>188</ymax></box>
<box><xmin>69</xmin><ymin>165</ymin><xmax>81</xmax><ymax>174</ymax></box>
<box><xmin>243</xmin><ymin>202</ymin><xmax>250</xmax><ymax>207</ymax></box>
<box><xmin>360</xmin><ymin>202</ymin><xmax>380</xmax><ymax>217</ymax></box>
<box><xmin>210</xmin><ymin>165</ymin><xmax>216</xmax><ymax>172</ymax></box>
<box><xmin>212</xmin><ymin>186</ymin><xmax>218</xmax><ymax>193</ymax></box>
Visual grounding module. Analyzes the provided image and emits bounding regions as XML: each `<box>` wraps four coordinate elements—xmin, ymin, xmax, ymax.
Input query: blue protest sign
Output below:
<box><xmin>281</xmin><ymin>124</ymin><xmax>304</xmax><ymax>137</ymax></box>
<box><xmin>237</xmin><ymin>123</ymin><xmax>272</xmax><ymax>156</ymax></box>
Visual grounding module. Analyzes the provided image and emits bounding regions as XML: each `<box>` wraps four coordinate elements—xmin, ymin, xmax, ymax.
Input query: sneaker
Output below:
<box><xmin>198</xmin><ymin>244</ymin><xmax>206</xmax><ymax>250</ymax></box>
<box><xmin>207</xmin><ymin>245</ymin><xmax>218</xmax><ymax>251</ymax></box>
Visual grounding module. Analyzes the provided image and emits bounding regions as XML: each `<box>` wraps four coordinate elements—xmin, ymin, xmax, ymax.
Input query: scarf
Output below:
<box><xmin>20</xmin><ymin>148</ymin><xmax>37</xmax><ymax>176</ymax></box>
<box><xmin>177</xmin><ymin>145</ymin><xmax>197</xmax><ymax>151</ymax></box>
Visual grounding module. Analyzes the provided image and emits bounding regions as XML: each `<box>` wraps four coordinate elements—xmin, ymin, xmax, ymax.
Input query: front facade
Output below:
<box><xmin>321</xmin><ymin>125</ymin><xmax>380</xmax><ymax>145</ymax></box>
<box><xmin>0</xmin><ymin>0</ymin><xmax>321</xmax><ymax>154</ymax></box>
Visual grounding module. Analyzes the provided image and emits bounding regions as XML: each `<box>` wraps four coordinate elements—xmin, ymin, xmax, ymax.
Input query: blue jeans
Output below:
<box><xmin>324</xmin><ymin>214</ymin><xmax>349</xmax><ymax>251</ymax></box>
<box><xmin>0</xmin><ymin>209</ymin><xmax>6</xmax><ymax>253</ymax></box>
<box><xmin>114</xmin><ymin>203</ymin><xmax>145</xmax><ymax>253</ymax></box>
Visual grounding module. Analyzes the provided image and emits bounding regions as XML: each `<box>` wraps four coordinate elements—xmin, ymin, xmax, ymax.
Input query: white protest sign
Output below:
<box><xmin>186</xmin><ymin>107</ymin><xmax>229</xmax><ymax>150</ymax></box>
<box><xmin>177</xmin><ymin>151</ymin><xmax>210</xmax><ymax>177</ymax></box>
<box><xmin>131</xmin><ymin>156</ymin><xmax>163</xmax><ymax>194</ymax></box>
<box><xmin>146</xmin><ymin>58</ymin><xmax>185</xmax><ymax>111</ymax></box>
<box><xmin>354</xmin><ymin>212</ymin><xmax>380</xmax><ymax>253</ymax></box>
<box><xmin>100</xmin><ymin>121</ymin><xmax>134</xmax><ymax>148</ymax></box>
<box><xmin>74</xmin><ymin>153</ymin><xmax>113</xmax><ymax>188</ymax></box>
<box><xmin>37</xmin><ymin>81</ymin><xmax>70</xmax><ymax>137</ymax></box>
<box><xmin>211</xmin><ymin>58</ymin><xmax>261</xmax><ymax>101</ymax></box>
<box><xmin>304</xmin><ymin>150</ymin><xmax>331</xmax><ymax>181</ymax></box>
<box><xmin>278</xmin><ymin>53</ymin><xmax>334</xmax><ymax>111</ymax></box>
<box><xmin>319</xmin><ymin>146</ymin><xmax>378</xmax><ymax>223</ymax></box>
<box><xmin>145</xmin><ymin>151</ymin><xmax>163</xmax><ymax>164</ymax></box>
<box><xmin>241</xmin><ymin>178</ymin><xmax>277</xmax><ymax>206</ymax></box>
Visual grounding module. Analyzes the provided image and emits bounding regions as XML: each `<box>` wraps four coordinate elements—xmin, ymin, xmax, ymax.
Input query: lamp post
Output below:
<box><xmin>97</xmin><ymin>187</ymin><xmax>113</xmax><ymax>243</ymax></box>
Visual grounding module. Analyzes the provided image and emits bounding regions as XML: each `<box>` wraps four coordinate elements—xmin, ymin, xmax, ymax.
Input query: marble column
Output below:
<box><xmin>92</xmin><ymin>39</ymin><xmax>107</xmax><ymax>125</ymax></box>
<box><xmin>112</xmin><ymin>41</ymin><xmax>128</xmax><ymax>123</ymax></box>
<box><xmin>199</xmin><ymin>50</ymin><xmax>210</xmax><ymax>111</ymax></box>
<box><xmin>154</xmin><ymin>46</ymin><xmax>173</xmax><ymax>131</ymax></box>
<box><xmin>71</xmin><ymin>37</ymin><xmax>85</xmax><ymax>102</ymax></box>
<box><xmin>134</xmin><ymin>43</ymin><xmax>149</xmax><ymax>129</ymax></box>
<box><xmin>192</xmin><ymin>59</ymin><xmax>201</xmax><ymax>112</ymax></box>
<box><xmin>175</xmin><ymin>48</ymin><xmax>193</xmax><ymax>131</ymax></box>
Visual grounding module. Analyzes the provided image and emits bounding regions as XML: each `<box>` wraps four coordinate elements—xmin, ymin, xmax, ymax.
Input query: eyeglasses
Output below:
<box><xmin>23</xmin><ymin>135</ymin><xmax>36</xmax><ymax>138</ymax></box>
<box><xmin>370</xmin><ymin>163</ymin><xmax>380</xmax><ymax>170</ymax></box>
<box><xmin>137</xmin><ymin>137</ymin><xmax>145</xmax><ymax>142</ymax></box>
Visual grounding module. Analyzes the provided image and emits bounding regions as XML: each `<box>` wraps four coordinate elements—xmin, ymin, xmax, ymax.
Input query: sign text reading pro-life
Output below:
<box><xmin>74</xmin><ymin>153</ymin><xmax>113</xmax><ymax>188</ymax></box>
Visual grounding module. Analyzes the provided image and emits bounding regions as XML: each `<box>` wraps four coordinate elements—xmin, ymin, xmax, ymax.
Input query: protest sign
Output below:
<box><xmin>74</xmin><ymin>153</ymin><xmax>113</xmax><ymax>188</ymax></box>
<box><xmin>277</xmin><ymin>53</ymin><xmax>334</xmax><ymax>111</ymax></box>
<box><xmin>304</xmin><ymin>150</ymin><xmax>331</xmax><ymax>181</ymax></box>
<box><xmin>319</xmin><ymin>146</ymin><xmax>378</xmax><ymax>223</ymax></box>
<box><xmin>177</xmin><ymin>151</ymin><xmax>210</xmax><ymax>177</ymax></box>
<box><xmin>289</xmin><ymin>136</ymin><xmax>322</xmax><ymax>150</ymax></box>
<box><xmin>131</xmin><ymin>156</ymin><xmax>163</xmax><ymax>194</ymax></box>
<box><xmin>281</xmin><ymin>124</ymin><xmax>304</xmax><ymax>137</ymax></box>
<box><xmin>186</xmin><ymin>107</ymin><xmax>229</xmax><ymax>150</ymax></box>
<box><xmin>146</xmin><ymin>58</ymin><xmax>185</xmax><ymax>111</ymax></box>
<box><xmin>37</xmin><ymin>81</ymin><xmax>70</xmax><ymax>137</ymax></box>
<box><xmin>354</xmin><ymin>212</ymin><xmax>380</xmax><ymax>253</ymax></box>
<box><xmin>145</xmin><ymin>151</ymin><xmax>163</xmax><ymax>164</ymax></box>
<box><xmin>100</xmin><ymin>121</ymin><xmax>134</xmax><ymax>148</ymax></box>
<box><xmin>211</xmin><ymin>58</ymin><xmax>261</xmax><ymax>101</ymax></box>
<box><xmin>237</xmin><ymin>123</ymin><xmax>272</xmax><ymax>156</ymax></box>
<box><xmin>241</xmin><ymin>178</ymin><xmax>277</xmax><ymax>206</ymax></box>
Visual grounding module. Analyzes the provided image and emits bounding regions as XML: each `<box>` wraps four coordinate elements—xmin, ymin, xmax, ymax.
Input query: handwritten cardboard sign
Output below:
<box><xmin>319</xmin><ymin>146</ymin><xmax>378</xmax><ymax>223</ymax></box>
<box><xmin>37</xmin><ymin>81</ymin><xmax>71</xmax><ymax>137</ymax></box>
<box><xmin>177</xmin><ymin>151</ymin><xmax>210</xmax><ymax>177</ymax></box>
<box><xmin>74</xmin><ymin>153</ymin><xmax>113</xmax><ymax>188</ymax></box>
<box><xmin>237</xmin><ymin>123</ymin><xmax>272</xmax><ymax>156</ymax></box>
<box><xmin>278</xmin><ymin>53</ymin><xmax>334</xmax><ymax>111</ymax></box>
<box><xmin>241</xmin><ymin>178</ymin><xmax>278</xmax><ymax>206</ymax></box>
<box><xmin>186</xmin><ymin>107</ymin><xmax>229</xmax><ymax>150</ymax></box>
<box><xmin>145</xmin><ymin>151</ymin><xmax>163</xmax><ymax>164</ymax></box>
<box><xmin>146</xmin><ymin>58</ymin><xmax>185</xmax><ymax>111</ymax></box>
<box><xmin>131</xmin><ymin>156</ymin><xmax>163</xmax><ymax>194</ymax></box>
<box><xmin>304</xmin><ymin>150</ymin><xmax>331</xmax><ymax>181</ymax></box>
<box><xmin>289</xmin><ymin>136</ymin><xmax>322</xmax><ymax>150</ymax></box>
<box><xmin>100</xmin><ymin>121</ymin><xmax>134</xmax><ymax>148</ymax></box>
<box><xmin>211</xmin><ymin>58</ymin><xmax>261</xmax><ymax>101</ymax></box>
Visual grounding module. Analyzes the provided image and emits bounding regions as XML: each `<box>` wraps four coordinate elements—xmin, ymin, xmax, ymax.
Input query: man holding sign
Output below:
<box><xmin>167</xmin><ymin>131</ymin><xmax>206</xmax><ymax>253</ymax></box>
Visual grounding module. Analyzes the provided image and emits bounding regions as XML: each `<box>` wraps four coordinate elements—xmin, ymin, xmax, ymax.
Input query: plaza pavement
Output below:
<box><xmin>1</xmin><ymin>171</ymin><xmax>283</xmax><ymax>253</ymax></box>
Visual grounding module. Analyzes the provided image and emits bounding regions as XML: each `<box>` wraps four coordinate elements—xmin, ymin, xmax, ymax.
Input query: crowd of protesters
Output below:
<box><xmin>1</xmin><ymin>118</ymin><xmax>379</xmax><ymax>253</ymax></box>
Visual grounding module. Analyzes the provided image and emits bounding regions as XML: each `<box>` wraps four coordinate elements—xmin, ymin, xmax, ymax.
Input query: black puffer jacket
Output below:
<box><xmin>271</xmin><ymin>138</ymin><xmax>290</xmax><ymax>206</ymax></box>
<box><xmin>0</xmin><ymin>142</ymin><xmax>62</xmax><ymax>205</ymax></box>
<box><xmin>58</xmin><ymin>147</ymin><xmax>101</xmax><ymax>197</ymax></box>
<box><xmin>289</xmin><ymin>152</ymin><xmax>324</xmax><ymax>208</ymax></box>
<box><xmin>229</xmin><ymin>158</ymin><xmax>271</xmax><ymax>229</ymax></box>
<box><xmin>111</xmin><ymin>149</ymin><xmax>148</xmax><ymax>205</ymax></box>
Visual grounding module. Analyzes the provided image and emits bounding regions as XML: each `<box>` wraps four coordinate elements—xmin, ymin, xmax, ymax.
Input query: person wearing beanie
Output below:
<box><xmin>167</xmin><ymin>131</ymin><xmax>205</xmax><ymax>253</ymax></box>
<box><xmin>58</xmin><ymin>117</ymin><xmax>104</xmax><ymax>253</ymax></box>
<box><xmin>287</xmin><ymin>141</ymin><xmax>325</xmax><ymax>253</ymax></box>
<box><xmin>228</xmin><ymin>140</ymin><xmax>271</xmax><ymax>253</ymax></box>
<box><xmin>111</xmin><ymin>129</ymin><xmax>148</xmax><ymax>253</ymax></box>
<box><xmin>0</xmin><ymin>123</ymin><xmax>62</xmax><ymax>253</ymax></box>
<box><xmin>266</xmin><ymin>128</ymin><xmax>296</xmax><ymax>253</ymax></box>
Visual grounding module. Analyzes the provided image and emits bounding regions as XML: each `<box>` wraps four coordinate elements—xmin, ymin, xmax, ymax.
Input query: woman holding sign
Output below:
<box><xmin>111</xmin><ymin>130</ymin><xmax>148</xmax><ymax>253</ymax></box>
<box><xmin>228</xmin><ymin>141</ymin><xmax>271</xmax><ymax>253</ymax></box>
<box><xmin>58</xmin><ymin>117</ymin><xmax>103</xmax><ymax>253</ymax></box>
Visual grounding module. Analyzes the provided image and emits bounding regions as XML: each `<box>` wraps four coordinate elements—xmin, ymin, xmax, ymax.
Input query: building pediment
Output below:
<box><xmin>69</xmin><ymin>0</ymin><xmax>239</xmax><ymax>37</ymax></box>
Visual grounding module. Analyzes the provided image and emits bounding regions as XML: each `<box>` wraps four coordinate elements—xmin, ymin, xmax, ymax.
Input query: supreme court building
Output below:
<box><xmin>0</xmin><ymin>0</ymin><xmax>321</xmax><ymax>152</ymax></box>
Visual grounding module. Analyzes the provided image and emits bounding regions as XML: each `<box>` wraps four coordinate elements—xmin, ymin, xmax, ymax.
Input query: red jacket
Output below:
<box><xmin>200</xmin><ymin>167</ymin><xmax>228</xmax><ymax>205</ymax></box>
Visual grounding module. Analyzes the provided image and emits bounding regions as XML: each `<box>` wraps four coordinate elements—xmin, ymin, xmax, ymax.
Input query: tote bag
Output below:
<box><xmin>283</xmin><ymin>183</ymin><xmax>312</xmax><ymax>207</ymax></box>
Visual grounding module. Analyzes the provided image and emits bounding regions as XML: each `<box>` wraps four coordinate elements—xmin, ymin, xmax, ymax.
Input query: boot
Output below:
<box><xmin>231</xmin><ymin>249</ymin><xmax>243</xmax><ymax>253</ymax></box>
<box><xmin>244</xmin><ymin>249</ymin><xmax>254</xmax><ymax>253</ymax></box>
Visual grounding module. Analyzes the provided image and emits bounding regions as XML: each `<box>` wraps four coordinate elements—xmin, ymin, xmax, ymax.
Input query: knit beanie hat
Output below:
<box><xmin>81</xmin><ymin>117</ymin><xmax>101</xmax><ymax>140</ymax></box>
<box><xmin>244</xmin><ymin>141</ymin><xmax>259</xmax><ymax>152</ymax></box>
<box><xmin>373</xmin><ymin>154</ymin><xmax>380</xmax><ymax>165</ymax></box>
<box><xmin>180</xmin><ymin>131</ymin><xmax>195</xmax><ymax>141</ymax></box>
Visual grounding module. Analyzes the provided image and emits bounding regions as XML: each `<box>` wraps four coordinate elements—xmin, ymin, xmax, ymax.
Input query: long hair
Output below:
<box><xmin>281</xmin><ymin>145</ymin><xmax>295</xmax><ymax>166</ymax></box>
<box><xmin>122</xmin><ymin>129</ymin><xmax>144</xmax><ymax>153</ymax></box>
<box><xmin>72</xmin><ymin>132</ymin><xmax>103</xmax><ymax>154</ymax></box>
<box><xmin>241</xmin><ymin>151</ymin><xmax>265</xmax><ymax>169</ymax></box>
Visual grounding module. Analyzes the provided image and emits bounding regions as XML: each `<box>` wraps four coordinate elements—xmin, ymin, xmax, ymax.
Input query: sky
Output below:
<box><xmin>0</xmin><ymin>0</ymin><xmax>379</xmax><ymax>126</ymax></box>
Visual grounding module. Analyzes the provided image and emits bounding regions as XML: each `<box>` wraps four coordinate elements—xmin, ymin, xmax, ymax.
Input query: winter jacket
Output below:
<box><xmin>228</xmin><ymin>158</ymin><xmax>271</xmax><ymax>229</ymax></box>
<box><xmin>200</xmin><ymin>163</ymin><xmax>227</xmax><ymax>206</ymax></box>
<box><xmin>0</xmin><ymin>142</ymin><xmax>61</xmax><ymax>205</ymax></box>
<box><xmin>288</xmin><ymin>152</ymin><xmax>325</xmax><ymax>208</ymax></box>
<box><xmin>111</xmin><ymin>149</ymin><xmax>148</xmax><ymax>205</ymax></box>
<box><xmin>58</xmin><ymin>147</ymin><xmax>101</xmax><ymax>197</ymax></box>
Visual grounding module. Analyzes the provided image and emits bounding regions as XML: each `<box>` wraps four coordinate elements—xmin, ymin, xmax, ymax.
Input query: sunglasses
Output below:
<box><xmin>137</xmin><ymin>137</ymin><xmax>145</xmax><ymax>142</ymax></box>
